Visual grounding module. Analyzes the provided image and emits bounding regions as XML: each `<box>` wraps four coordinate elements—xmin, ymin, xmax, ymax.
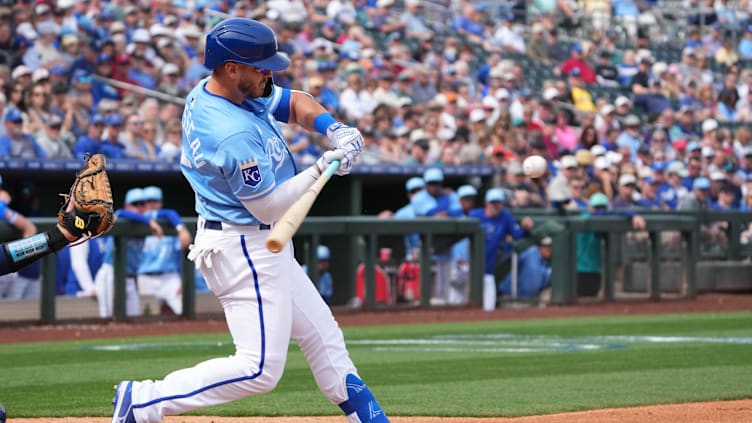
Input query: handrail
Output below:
<box><xmin>0</xmin><ymin>211</ymin><xmax>747</xmax><ymax>320</ymax></box>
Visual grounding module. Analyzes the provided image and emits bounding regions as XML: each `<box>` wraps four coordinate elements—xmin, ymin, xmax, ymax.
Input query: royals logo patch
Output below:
<box><xmin>240</xmin><ymin>159</ymin><xmax>262</xmax><ymax>188</ymax></box>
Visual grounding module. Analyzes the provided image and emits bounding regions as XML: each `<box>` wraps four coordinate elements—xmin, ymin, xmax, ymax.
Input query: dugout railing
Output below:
<box><xmin>2</xmin><ymin>212</ymin><xmax>750</xmax><ymax>323</ymax></box>
<box><xmin>0</xmin><ymin>217</ymin><xmax>485</xmax><ymax>323</ymax></box>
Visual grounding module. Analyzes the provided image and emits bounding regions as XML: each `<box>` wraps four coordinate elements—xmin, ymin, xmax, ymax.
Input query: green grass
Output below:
<box><xmin>0</xmin><ymin>312</ymin><xmax>751</xmax><ymax>417</ymax></box>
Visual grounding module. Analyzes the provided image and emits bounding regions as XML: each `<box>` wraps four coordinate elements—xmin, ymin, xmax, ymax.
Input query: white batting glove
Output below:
<box><xmin>327</xmin><ymin>122</ymin><xmax>364</xmax><ymax>160</ymax></box>
<box><xmin>315</xmin><ymin>149</ymin><xmax>352</xmax><ymax>176</ymax></box>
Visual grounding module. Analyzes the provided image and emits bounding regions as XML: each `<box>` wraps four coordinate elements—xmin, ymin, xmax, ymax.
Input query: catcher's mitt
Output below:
<box><xmin>58</xmin><ymin>154</ymin><xmax>114</xmax><ymax>243</ymax></box>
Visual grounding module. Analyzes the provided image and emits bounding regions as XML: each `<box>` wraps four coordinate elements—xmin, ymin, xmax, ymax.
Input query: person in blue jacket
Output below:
<box><xmin>303</xmin><ymin>245</ymin><xmax>334</xmax><ymax>305</ymax></box>
<box><xmin>499</xmin><ymin>236</ymin><xmax>552</xmax><ymax>299</ymax></box>
<box><xmin>0</xmin><ymin>109</ymin><xmax>47</xmax><ymax>158</ymax></box>
<box><xmin>469</xmin><ymin>188</ymin><xmax>533</xmax><ymax>310</ymax></box>
<box><xmin>97</xmin><ymin>113</ymin><xmax>127</xmax><ymax>159</ymax></box>
<box><xmin>394</xmin><ymin>176</ymin><xmax>424</xmax><ymax>260</ymax></box>
<box><xmin>71</xmin><ymin>113</ymin><xmax>106</xmax><ymax>159</ymax></box>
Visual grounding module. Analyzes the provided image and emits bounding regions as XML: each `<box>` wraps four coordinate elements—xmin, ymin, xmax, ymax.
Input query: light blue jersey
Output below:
<box><xmin>180</xmin><ymin>78</ymin><xmax>298</xmax><ymax>225</ymax></box>
<box><xmin>138</xmin><ymin>210</ymin><xmax>182</xmax><ymax>274</ymax></box>
<box><xmin>394</xmin><ymin>203</ymin><xmax>420</xmax><ymax>258</ymax></box>
<box><xmin>99</xmin><ymin>210</ymin><xmax>147</xmax><ymax>273</ymax></box>
<box><xmin>101</xmin><ymin>236</ymin><xmax>114</xmax><ymax>266</ymax></box>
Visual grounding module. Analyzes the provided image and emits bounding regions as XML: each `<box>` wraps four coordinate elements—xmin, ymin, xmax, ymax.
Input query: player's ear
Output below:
<box><xmin>218</xmin><ymin>62</ymin><xmax>236</xmax><ymax>78</ymax></box>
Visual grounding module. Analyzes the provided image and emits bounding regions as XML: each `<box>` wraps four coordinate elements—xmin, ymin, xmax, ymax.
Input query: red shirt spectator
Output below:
<box><xmin>560</xmin><ymin>44</ymin><xmax>596</xmax><ymax>85</ymax></box>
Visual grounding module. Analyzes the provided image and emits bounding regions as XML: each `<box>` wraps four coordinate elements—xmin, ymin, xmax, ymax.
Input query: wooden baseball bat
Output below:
<box><xmin>266</xmin><ymin>160</ymin><xmax>340</xmax><ymax>253</ymax></box>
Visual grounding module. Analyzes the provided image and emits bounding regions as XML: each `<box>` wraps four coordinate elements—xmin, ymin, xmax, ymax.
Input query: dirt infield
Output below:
<box><xmin>7</xmin><ymin>399</ymin><xmax>752</xmax><ymax>423</ymax></box>
<box><xmin>3</xmin><ymin>293</ymin><xmax>751</xmax><ymax>422</ymax></box>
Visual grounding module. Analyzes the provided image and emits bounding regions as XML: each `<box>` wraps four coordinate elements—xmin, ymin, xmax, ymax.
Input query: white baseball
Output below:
<box><xmin>522</xmin><ymin>155</ymin><xmax>547</xmax><ymax>178</ymax></box>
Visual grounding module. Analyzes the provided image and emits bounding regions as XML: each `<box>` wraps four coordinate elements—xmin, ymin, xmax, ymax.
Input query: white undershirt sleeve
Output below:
<box><xmin>240</xmin><ymin>166</ymin><xmax>320</xmax><ymax>224</ymax></box>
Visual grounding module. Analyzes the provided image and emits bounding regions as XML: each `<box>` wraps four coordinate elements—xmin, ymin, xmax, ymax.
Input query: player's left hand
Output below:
<box><xmin>327</xmin><ymin>122</ymin><xmax>364</xmax><ymax>160</ymax></box>
<box><xmin>57</xmin><ymin>153</ymin><xmax>114</xmax><ymax>244</ymax></box>
<box><xmin>316</xmin><ymin>149</ymin><xmax>352</xmax><ymax>176</ymax></box>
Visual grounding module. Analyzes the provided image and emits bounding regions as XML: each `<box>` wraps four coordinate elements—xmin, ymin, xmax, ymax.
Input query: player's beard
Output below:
<box><xmin>238</xmin><ymin>75</ymin><xmax>267</xmax><ymax>99</ymax></box>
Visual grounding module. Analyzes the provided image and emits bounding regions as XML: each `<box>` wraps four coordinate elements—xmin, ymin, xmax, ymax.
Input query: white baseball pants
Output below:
<box><xmin>129</xmin><ymin>222</ymin><xmax>357</xmax><ymax>423</ymax></box>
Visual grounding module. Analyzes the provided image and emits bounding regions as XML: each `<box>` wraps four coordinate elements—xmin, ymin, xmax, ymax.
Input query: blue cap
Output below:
<box><xmin>339</xmin><ymin>50</ymin><xmax>360</xmax><ymax>61</ymax></box>
<box><xmin>317</xmin><ymin>61</ymin><xmax>337</xmax><ymax>72</ymax></box>
<box><xmin>4</xmin><ymin>108</ymin><xmax>23</xmax><ymax>123</ymax></box>
<box><xmin>652</xmin><ymin>161</ymin><xmax>667</xmax><ymax>172</ymax></box>
<box><xmin>644</xmin><ymin>177</ymin><xmax>660</xmax><ymax>185</ymax></box>
<box><xmin>96</xmin><ymin>53</ymin><xmax>113</xmax><ymax>64</ymax></box>
<box><xmin>687</xmin><ymin>141</ymin><xmax>701</xmax><ymax>152</ymax></box>
<box><xmin>589</xmin><ymin>192</ymin><xmax>609</xmax><ymax>208</ymax></box>
<box><xmin>457</xmin><ymin>184</ymin><xmax>478</xmax><ymax>198</ymax></box>
<box><xmin>106</xmin><ymin>113</ymin><xmax>123</xmax><ymax>126</ymax></box>
<box><xmin>91</xmin><ymin>114</ymin><xmax>106</xmax><ymax>125</ymax></box>
<box><xmin>50</xmin><ymin>65</ymin><xmax>67</xmax><ymax>76</ymax></box>
<box><xmin>692</xmin><ymin>177</ymin><xmax>710</xmax><ymax>190</ymax></box>
<box><xmin>125</xmin><ymin>188</ymin><xmax>146</xmax><ymax>205</ymax></box>
<box><xmin>72</xmin><ymin>68</ymin><xmax>92</xmax><ymax>83</ymax></box>
<box><xmin>142</xmin><ymin>185</ymin><xmax>163</xmax><ymax>201</ymax></box>
<box><xmin>13</xmin><ymin>37</ymin><xmax>33</xmax><ymax>49</ymax></box>
<box><xmin>485</xmin><ymin>188</ymin><xmax>506</xmax><ymax>203</ymax></box>
<box><xmin>423</xmin><ymin>168</ymin><xmax>444</xmax><ymax>183</ymax></box>
<box><xmin>100</xmin><ymin>9</ymin><xmax>114</xmax><ymax>20</ymax></box>
<box><xmin>572</xmin><ymin>43</ymin><xmax>583</xmax><ymax>53</ymax></box>
<box><xmin>317</xmin><ymin>245</ymin><xmax>330</xmax><ymax>261</ymax></box>
<box><xmin>405</xmin><ymin>177</ymin><xmax>425</xmax><ymax>192</ymax></box>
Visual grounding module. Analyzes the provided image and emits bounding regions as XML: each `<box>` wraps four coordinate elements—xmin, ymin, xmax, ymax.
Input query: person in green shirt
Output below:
<box><xmin>576</xmin><ymin>193</ymin><xmax>646</xmax><ymax>296</ymax></box>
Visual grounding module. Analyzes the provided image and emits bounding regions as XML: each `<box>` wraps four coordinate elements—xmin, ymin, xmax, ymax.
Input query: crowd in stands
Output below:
<box><xmin>0</xmin><ymin>1</ymin><xmax>752</xmax><ymax>212</ymax></box>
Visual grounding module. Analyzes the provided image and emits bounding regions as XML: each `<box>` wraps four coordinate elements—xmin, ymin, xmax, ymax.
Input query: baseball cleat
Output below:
<box><xmin>111</xmin><ymin>381</ymin><xmax>135</xmax><ymax>423</ymax></box>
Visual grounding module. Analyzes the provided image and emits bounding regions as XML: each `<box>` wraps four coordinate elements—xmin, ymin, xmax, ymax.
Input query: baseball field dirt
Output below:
<box><xmin>3</xmin><ymin>293</ymin><xmax>751</xmax><ymax>422</ymax></box>
<box><xmin>7</xmin><ymin>398</ymin><xmax>752</xmax><ymax>421</ymax></box>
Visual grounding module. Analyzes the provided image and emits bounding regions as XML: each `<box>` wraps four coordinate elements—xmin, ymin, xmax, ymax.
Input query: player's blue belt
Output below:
<box><xmin>204</xmin><ymin>220</ymin><xmax>271</xmax><ymax>231</ymax></box>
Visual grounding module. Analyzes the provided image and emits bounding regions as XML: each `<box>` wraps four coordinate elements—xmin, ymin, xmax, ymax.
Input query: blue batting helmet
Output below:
<box><xmin>204</xmin><ymin>18</ymin><xmax>291</xmax><ymax>71</ymax></box>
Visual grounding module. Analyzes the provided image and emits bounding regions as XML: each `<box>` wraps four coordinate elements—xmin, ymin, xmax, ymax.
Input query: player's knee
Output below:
<box><xmin>338</xmin><ymin>374</ymin><xmax>389</xmax><ymax>422</ymax></box>
<box><xmin>236</xmin><ymin>351</ymin><xmax>285</xmax><ymax>394</ymax></box>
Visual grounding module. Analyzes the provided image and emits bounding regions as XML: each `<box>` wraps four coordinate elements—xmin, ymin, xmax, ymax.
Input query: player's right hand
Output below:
<box><xmin>315</xmin><ymin>149</ymin><xmax>352</xmax><ymax>176</ymax></box>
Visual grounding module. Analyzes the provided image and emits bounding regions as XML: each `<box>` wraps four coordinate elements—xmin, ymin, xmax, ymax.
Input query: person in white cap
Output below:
<box><xmin>611</xmin><ymin>173</ymin><xmax>641</xmax><ymax>209</ymax></box>
<box><xmin>547</xmin><ymin>154</ymin><xmax>579</xmax><ymax>210</ymax></box>
<box><xmin>660</xmin><ymin>162</ymin><xmax>686</xmax><ymax>208</ymax></box>
<box><xmin>34</xmin><ymin>20</ymin><xmax>62</xmax><ymax>65</ymax></box>
<box><xmin>445</xmin><ymin>184</ymin><xmax>478</xmax><ymax>305</ymax></box>
<box><xmin>591</xmin><ymin>156</ymin><xmax>615</xmax><ymax>199</ymax></box>
<box><xmin>526</xmin><ymin>23</ymin><xmax>550</xmax><ymax>64</ymax></box>
<box><xmin>402</xmin><ymin>0</ymin><xmax>433</xmax><ymax>40</ymax></box>
<box><xmin>158</xmin><ymin>62</ymin><xmax>184</xmax><ymax>97</ymax></box>
<box><xmin>701</xmin><ymin>118</ymin><xmax>718</xmax><ymax>144</ymax></box>
<box><xmin>11</xmin><ymin>66</ymin><xmax>33</xmax><ymax>88</ymax></box>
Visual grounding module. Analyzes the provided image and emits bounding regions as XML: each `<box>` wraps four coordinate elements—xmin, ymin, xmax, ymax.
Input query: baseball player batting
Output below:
<box><xmin>111</xmin><ymin>18</ymin><xmax>389</xmax><ymax>423</ymax></box>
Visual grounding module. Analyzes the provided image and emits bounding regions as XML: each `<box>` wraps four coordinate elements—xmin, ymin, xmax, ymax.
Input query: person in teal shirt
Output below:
<box><xmin>576</xmin><ymin>193</ymin><xmax>646</xmax><ymax>297</ymax></box>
